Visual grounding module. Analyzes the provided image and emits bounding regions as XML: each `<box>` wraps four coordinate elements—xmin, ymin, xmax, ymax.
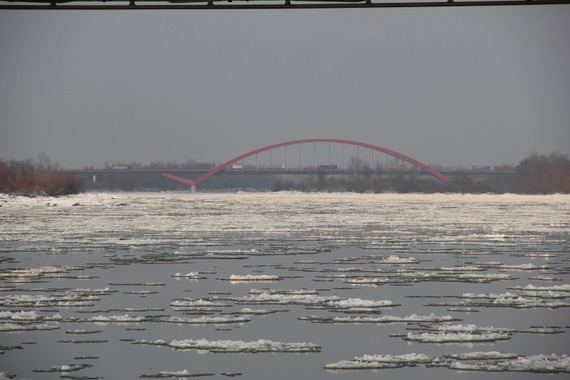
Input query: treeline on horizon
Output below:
<box><xmin>274</xmin><ymin>152</ymin><xmax>570</xmax><ymax>194</ymax></box>
<box><xmin>0</xmin><ymin>154</ymin><xmax>83</xmax><ymax>196</ymax></box>
<box><xmin>1</xmin><ymin>152</ymin><xmax>569</xmax><ymax>196</ymax></box>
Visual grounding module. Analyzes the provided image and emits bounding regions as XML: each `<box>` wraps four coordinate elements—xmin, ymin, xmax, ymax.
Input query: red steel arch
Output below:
<box><xmin>162</xmin><ymin>138</ymin><xmax>449</xmax><ymax>186</ymax></box>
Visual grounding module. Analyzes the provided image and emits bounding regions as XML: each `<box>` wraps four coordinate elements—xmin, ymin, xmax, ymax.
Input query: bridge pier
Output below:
<box><xmin>191</xmin><ymin>185</ymin><xmax>196</xmax><ymax>193</ymax></box>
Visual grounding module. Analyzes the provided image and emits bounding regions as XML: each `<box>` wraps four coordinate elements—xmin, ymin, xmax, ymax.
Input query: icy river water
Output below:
<box><xmin>0</xmin><ymin>192</ymin><xmax>569</xmax><ymax>380</ymax></box>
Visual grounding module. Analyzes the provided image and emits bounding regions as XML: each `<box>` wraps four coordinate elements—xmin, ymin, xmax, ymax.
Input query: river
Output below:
<box><xmin>0</xmin><ymin>192</ymin><xmax>569</xmax><ymax>379</ymax></box>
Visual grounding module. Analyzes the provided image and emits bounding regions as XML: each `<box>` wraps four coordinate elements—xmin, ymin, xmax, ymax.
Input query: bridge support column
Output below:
<box><xmin>191</xmin><ymin>185</ymin><xmax>197</xmax><ymax>193</ymax></box>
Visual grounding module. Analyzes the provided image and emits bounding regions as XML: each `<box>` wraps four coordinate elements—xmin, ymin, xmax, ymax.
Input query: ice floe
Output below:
<box><xmin>322</xmin><ymin>269</ymin><xmax>514</xmax><ymax>285</ymax></box>
<box><xmin>479</xmin><ymin>262</ymin><xmax>551</xmax><ymax>270</ymax></box>
<box><xmin>0</xmin><ymin>321</ymin><xmax>59</xmax><ymax>332</ymax></box>
<box><xmin>227</xmin><ymin>274</ymin><xmax>281</xmax><ymax>283</ymax></box>
<box><xmin>0</xmin><ymin>266</ymin><xmax>78</xmax><ymax>281</ymax></box>
<box><xmin>133</xmin><ymin>338</ymin><xmax>321</xmax><ymax>353</ymax></box>
<box><xmin>447</xmin><ymin>354</ymin><xmax>570</xmax><ymax>373</ymax></box>
<box><xmin>325</xmin><ymin>353</ymin><xmax>433</xmax><ymax>369</ymax></box>
<box><xmin>299</xmin><ymin>313</ymin><xmax>457</xmax><ymax>324</ymax></box>
<box><xmin>88</xmin><ymin>314</ymin><xmax>146</xmax><ymax>323</ymax></box>
<box><xmin>33</xmin><ymin>363</ymin><xmax>93</xmax><ymax>373</ymax></box>
<box><xmin>164</xmin><ymin>316</ymin><xmax>250</xmax><ymax>324</ymax></box>
<box><xmin>65</xmin><ymin>329</ymin><xmax>102</xmax><ymax>335</ymax></box>
<box><xmin>171</xmin><ymin>299</ymin><xmax>230</xmax><ymax>311</ymax></box>
<box><xmin>326</xmin><ymin>352</ymin><xmax>570</xmax><ymax>373</ymax></box>
<box><xmin>403</xmin><ymin>331</ymin><xmax>511</xmax><ymax>343</ymax></box>
<box><xmin>234</xmin><ymin>307</ymin><xmax>276</xmax><ymax>315</ymax></box>
<box><xmin>344</xmin><ymin>277</ymin><xmax>391</xmax><ymax>285</ymax></box>
<box><xmin>234</xmin><ymin>289</ymin><xmax>393</xmax><ymax>310</ymax></box>
<box><xmin>140</xmin><ymin>369</ymin><xmax>215</xmax><ymax>378</ymax></box>
<box><xmin>504</xmin><ymin>284</ymin><xmax>570</xmax><ymax>299</ymax></box>
<box><xmin>0</xmin><ymin>294</ymin><xmax>98</xmax><ymax>308</ymax></box>
<box><xmin>0</xmin><ymin>310</ymin><xmax>48</xmax><ymax>321</ymax></box>
<box><xmin>444</xmin><ymin>351</ymin><xmax>519</xmax><ymax>360</ymax></box>
<box><xmin>171</xmin><ymin>272</ymin><xmax>207</xmax><ymax>280</ymax></box>
<box><xmin>457</xmin><ymin>292</ymin><xmax>570</xmax><ymax>308</ymax></box>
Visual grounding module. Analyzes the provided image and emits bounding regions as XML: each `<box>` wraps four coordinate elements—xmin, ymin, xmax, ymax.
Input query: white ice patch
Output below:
<box><xmin>172</xmin><ymin>272</ymin><xmax>207</xmax><ymax>280</ymax></box>
<box><xmin>88</xmin><ymin>314</ymin><xmax>145</xmax><ymax>323</ymax></box>
<box><xmin>440</xmin><ymin>266</ymin><xmax>484</xmax><ymax>272</ymax></box>
<box><xmin>327</xmin><ymin>352</ymin><xmax>570</xmax><ymax>373</ymax></box>
<box><xmin>459</xmin><ymin>292</ymin><xmax>569</xmax><ymax>308</ymax></box>
<box><xmin>340</xmin><ymin>270</ymin><xmax>513</xmax><ymax>285</ymax></box>
<box><xmin>431</xmin><ymin>323</ymin><xmax>508</xmax><ymax>333</ymax></box>
<box><xmin>0</xmin><ymin>294</ymin><xmax>97</xmax><ymax>308</ymax></box>
<box><xmin>165</xmin><ymin>316</ymin><xmax>250</xmax><ymax>324</ymax></box>
<box><xmin>236</xmin><ymin>308</ymin><xmax>275</xmax><ymax>315</ymax></box>
<box><xmin>140</xmin><ymin>369</ymin><xmax>216</xmax><ymax>378</ymax></box>
<box><xmin>0</xmin><ymin>310</ymin><xmax>40</xmax><ymax>320</ymax></box>
<box><xmin>235</xmin><ymin>289</ymin><xmax>392</xmax><ymax>310</ymax></box>
<box><xmin>300</xmin><ymin>313</ymin><xmax>456</xmax><ymax>324</ymax></box>
<box><xmin>0</xmin><ymin>321</ymin><xmax>59</xmax><ymax>332</ymax></box>
<box><xmin>404</xmin><ymin>331</ymin><xmax>511</xmax><ymax>343</ymax></box>
<box><xmin>448</xmin><ymin>354</ymin><xmax>570</xmax><ymax>373</ymax></box>
<box><xmin>33</xmin><ymin>363</ymin><xmax>93</xmax><ymax>373</ymax></box>
<box><xmin>380</xmin><ymin>255</ymin><xmax>418</xmax><ymax>264</ymax></box>
<box><xmin>0</xmin><ymin>266</ymin><xmax>77</xmax><ymax>280</ymax></box>
<box><xmin>227</xmin><ymin>274</ymin><xmax>281</xmax><ymax>283</ymax></box>
<box><xmin>345</xmin><ymin>277</ymin><xmax>390</xmax><ymax>285</ymax></box>
<box><xmin>0</xmin><ymin>310</ymin><xmax>62</xmax><ymax>322</ymax></box>
<box><xmin>454</xmin><ymin>273</ymin><xmax>512</xmax><ymax>282</ymax></box>
<box><xmin>134</xmin><ymin>338</ymin><xmax>321</xmax><ymax>353</ymax></box>
<box><xmin>171</xmin><ymin>299</ymin><xmax>230</xmax><ymax>311</ymax></box>
<box><xmin>66</xmin><ymin>329</ymin><xmax>102</xmax><ymax>334</ymax></box>
<box><xmin>479</xmin><ymin>262</ymin><xmax>550</xmax><ymax>270</ymax></box>
<box><xmin>445</xmin><ymin>351</ymin><xmax>520</xmax><ymax>360</ymax></box>
<box><xmin>72</xmin><ymin>287</ymin><xmax>117</xmax><ymax>295</ymax></box>
<box><xmin>510</xmin><ymin>284</ymin><xmax>570</xmax><ymax>292</ymax></box>
<box><xmin>325</xmin><ymin>353</ymin><xmax>433</xmax><ymax>369</ymax></box>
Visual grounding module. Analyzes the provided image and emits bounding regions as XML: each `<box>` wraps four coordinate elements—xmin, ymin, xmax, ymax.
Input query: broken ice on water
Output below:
<box><xmin>1</xmin><ymin>192</ymin><xmax>568</xmax><ymax>379</ymax></box>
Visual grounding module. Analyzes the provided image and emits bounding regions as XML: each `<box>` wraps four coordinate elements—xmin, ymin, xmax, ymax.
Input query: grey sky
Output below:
<box><xmin>1</xmin><ymin>7</ymin><xmax>569</xmax><ymax>169</ymax></box>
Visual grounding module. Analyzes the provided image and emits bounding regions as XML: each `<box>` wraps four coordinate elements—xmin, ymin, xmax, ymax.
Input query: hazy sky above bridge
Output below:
<box><xmin>1</xmin><ymin>6</ymin><xmax>569</xmax><ymax>169</ymax></box>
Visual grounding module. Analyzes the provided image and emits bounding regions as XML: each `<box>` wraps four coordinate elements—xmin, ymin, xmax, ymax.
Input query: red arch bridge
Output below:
<box><xmin>161</xmin><ymin>139</ymin><xmax>449</xmax><ymax>191</ymax></box>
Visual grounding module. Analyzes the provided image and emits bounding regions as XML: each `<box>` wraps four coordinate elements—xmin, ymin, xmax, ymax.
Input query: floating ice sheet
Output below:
<box><xmin>326</xmin><ymin>352</ymin><xmax>570</xmax><ymax>373</ymax></box>
<box><xmin>133</xmin><ymin>338</ymin><xmax>321</xmax><ymax>353</ymax></box>
<box><xmin>299</xmin><ymin>313</ymin><xmax>457</xmax><ymax>324</ymax></box>
<box><xmin>448</xmin><ymin>354</ymin><xmax>570</xmax><ymax>373</ymax></box>
<box><xmin>0</xmin><ymin>321</ymin><xmax>59</xmax><ymax>332</ymax></box>
<box><xmin>403</xmin><ymin>331</ymin><xmax>511</xmax><ymax>343</ymax></box>
<box><xmin>234</xmin><ymin>289</ymin><xmax>393</xmax><ymax>310</ymax></box>
<box><xmin>226</xmin><ymin>274</ymin><xmax>281</xmax><ymax>283</ymax></box>
<box><xmin>164</xmin><ymin>316</ymin><xmax>250</xmax><ymax>324</ymax></box>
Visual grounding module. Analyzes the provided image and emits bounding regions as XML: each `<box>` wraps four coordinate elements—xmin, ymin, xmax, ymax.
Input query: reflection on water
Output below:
<box><xmin>0</xmin><ymin>192</ymin><xmax>569</xmax><ymax>379</ymax></box>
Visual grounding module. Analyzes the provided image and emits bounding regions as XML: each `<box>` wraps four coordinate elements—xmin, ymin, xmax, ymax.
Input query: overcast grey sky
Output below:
<box><xmin>1</xmin><ymin>7</ymin><xmax>569</xmax><ymax>169</ymax></box>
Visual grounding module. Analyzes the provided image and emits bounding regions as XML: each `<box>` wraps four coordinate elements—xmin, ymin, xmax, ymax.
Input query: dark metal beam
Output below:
<box><xmin>1</xmin><ymin>0</ymin><xmax>569</xmax><ymax>9</ymax></box>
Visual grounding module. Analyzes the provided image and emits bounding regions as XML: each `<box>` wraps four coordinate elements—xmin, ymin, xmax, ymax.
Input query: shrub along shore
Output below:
<box><xmin>0</xmin><ymin>158</ymin><xmax>83</xmax><ymax>196</ymax></box>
